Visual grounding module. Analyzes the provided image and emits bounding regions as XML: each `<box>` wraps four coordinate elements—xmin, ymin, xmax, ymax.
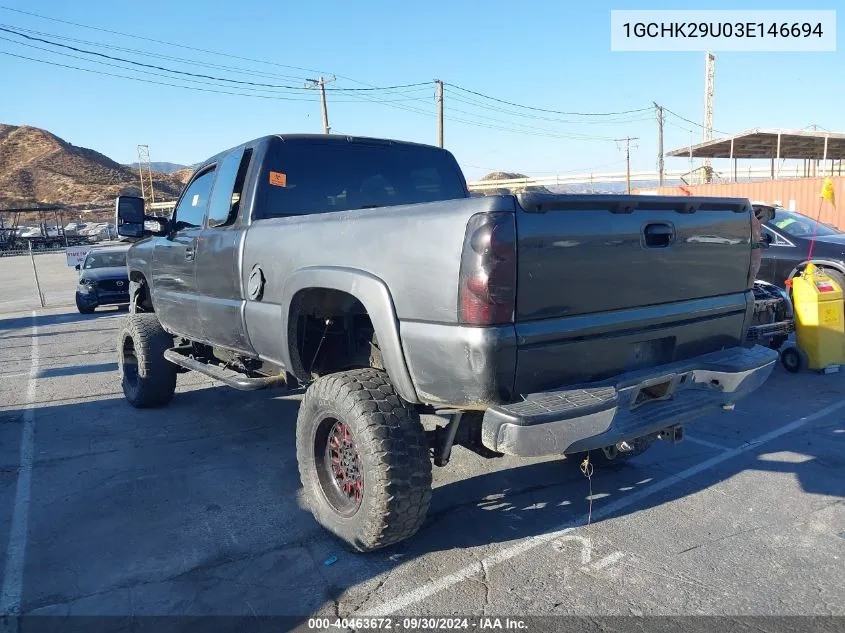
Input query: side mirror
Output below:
<box><xmin>115</xmin><ymin>196</ymin><xmax>146</xmax><ymax>238</ymax></box>
<box><xmin>74</xmin><ymin>264</ymin><xmax>80</xmax><ymax>271</ymax></box>
<box><xmin>761</xmin><ymin>233</ymin><xmax>774</xmax><ymax>248</ymax></box>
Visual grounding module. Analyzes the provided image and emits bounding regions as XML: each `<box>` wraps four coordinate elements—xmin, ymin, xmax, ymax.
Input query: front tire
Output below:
<box><xmin>117</xmin><ymin>314</ymin><xmax>177</xmax><ymax>408</ymax></box>
<box><xmin>76</xmin><ymin>294</ymin><xmax>96</xmax><ymax>314</ymax></box>
<box><xmin>296</xmin><ymin>368</ymin><xmax>432</xmax><ymax>552</ymax></box>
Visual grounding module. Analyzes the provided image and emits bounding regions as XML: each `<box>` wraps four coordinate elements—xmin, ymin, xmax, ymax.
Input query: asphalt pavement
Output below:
<box><xmin>0</xmin><ymin>306</ymin><xmax>843</xmax><ymax>628</ymax></box>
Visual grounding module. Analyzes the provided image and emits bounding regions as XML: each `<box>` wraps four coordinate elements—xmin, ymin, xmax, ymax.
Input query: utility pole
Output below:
<box><xmin>28</xmin><ymin>240</ymin><xmax>45</xmax><ymax>308</ymax></box>
<box><xmin>703</xmin><ymin>51</ymin><xmax>716</xmax><ymax>183</ymax></box>
<box><xmin>305</xmin><ymin>75</ymin><xmax>336</xmax><ymax>134</ymax></box>
<box><xmin>616</xmin><ymin>137</ymin><xmax>639</xmax><ymax>194</ymax></box>
<box><xmin>435</xmin><ymin>79</ymin><xmax>444</xmax><ymax>148</ymax></box>
<box><xmin>654</xmin><ymin>103</ymin><xmax>664</xmax><ymax>187</ymax></box>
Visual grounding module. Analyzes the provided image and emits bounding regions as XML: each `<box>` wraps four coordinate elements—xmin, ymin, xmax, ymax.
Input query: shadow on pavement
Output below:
<box><xmin>36</xmin><ymin>362</ymin><xmax>119</xmax><ymax>379</ymax></box>
<box><xmin>0</xmin><ymin>309</ymin><xmax>124</xmax><ymax>333</ymax></box>
<box><xmin>1</xmin><ymin>381</ymin><xmax>842</xmax><ymax>622</ymax></box>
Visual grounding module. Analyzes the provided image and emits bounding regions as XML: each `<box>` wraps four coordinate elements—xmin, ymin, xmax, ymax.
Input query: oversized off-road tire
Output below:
<box><xmin>117</xmin><ymin>314</ymin><xmax>177</xmax><ymax>408</ymax></box>
<box><xmin>76</xmin><ymin>295</ymin><xmax>96</xmax><ymax>314</ymax></box>
<box><xmin>577</xmin><ymin>435</ymin><xmax>656</xmax><ymax>469</ymax></box>
<box><xmin>296</xmin><ymin>368</ymin><xmax>432</xmax><ymax>552</ymax></box>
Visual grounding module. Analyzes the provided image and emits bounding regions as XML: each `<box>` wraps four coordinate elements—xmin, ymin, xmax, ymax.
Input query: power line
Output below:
<box><xmin>0</xmin><ymin>39</ymin><xmax>430</xmax><ymax>103</ymax></box>
<box><xmin>0</xmin><ymin>50</ymin><xmax>372</xmax><ymax>102</ymax></box>
<box><xmin>0</xmin><ymin>46</ymin><xmax>649</xmax><ymax>144</ymax></box>
<box><xmin>444</xmin><ymin>104</ymin><xmax>620</xmax><ymax>141</ymax></box>
<box><xmin>0</xmin><ymin>8</ymin><xmax>663</xmax><ymax>134</ymax></box>
<box><xmin>0</xmin><ymin>8</ymin><xmax>712</xmax><ymax>149</ymax></box>
<box><xmin>0</xmin><ymin>22</ymin><xmax>433</xmax><ymax>97</ymax></box>
<box><xmin>447</xmin><ymin>83</ymin><xmax>652</xmax><ymax>117</ymax></box>
<box><xmin>661</xmin><ymin>105</ymin><xmax>727</xmax><ymax>136</ymax></box>
<box><xmin>0</xmin><ymin>22</ymin><xmax>311</xmax><ymax>83</ymax></box>
<box><xmin>447</xmin><ymin>91</ymin><xmax>653</xmax><ymax>126</ymax></box>
<box><xmin>0</xmin><ymin>25</ymin><xmax>430</xmax><ymax>93</ymax></box>
<box><xmin>0</xmin><ymin>4</ymin><xmax>331</xmax><ymax>76</ymax></box>
<box><xmin>0</xmin><ymin>4</ymin><xmax>443</xmax><ymax>118</ymax></box>
<box><xmin>0</xmin><ymin>35</ymin><xmax>302</xmax><ymax>95</ymax></box>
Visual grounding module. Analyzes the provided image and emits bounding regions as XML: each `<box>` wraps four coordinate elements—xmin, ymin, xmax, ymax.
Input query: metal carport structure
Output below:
<box><xmin>666</xmin><ymin>129</ymin><xmax>845</xmax><ymax>181</ymax></box>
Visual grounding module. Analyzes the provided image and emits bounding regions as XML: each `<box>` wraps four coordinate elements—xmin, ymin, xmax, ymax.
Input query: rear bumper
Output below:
<box><xmin>481</xmin><ymin>345</ymin><xmax>777</xmax><ymax>457</ymax></box>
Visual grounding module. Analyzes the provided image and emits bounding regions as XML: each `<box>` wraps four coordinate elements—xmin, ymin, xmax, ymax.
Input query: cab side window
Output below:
<box><xmin>207</xmin><ymin>148</ymin><xmax>253</xmax><ymax>228</ymax></box>
<box><xmin>173</xmin><ymin>168</ymin><xmax>216</xmax><ymax>230</ymax></box>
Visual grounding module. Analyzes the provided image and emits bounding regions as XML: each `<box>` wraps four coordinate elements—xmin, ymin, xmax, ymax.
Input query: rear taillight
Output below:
<box><xmin>458</xmin><ymin>212</ymin><xmax>516</xmax><ymax>325</ymax></box>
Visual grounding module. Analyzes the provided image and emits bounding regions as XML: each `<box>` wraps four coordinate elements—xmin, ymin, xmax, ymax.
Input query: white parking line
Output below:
<box><xmin>364</xmin><ymin>399</ymin><xmax>845</xmax><ymax>616</ymax></box>
<box><xmin>588</xmin><ymin>551</ymin><xmax>625</xmax><ymax>572</ymax></box>
<box><xmin>0</xmin><ymin>311</ymin><xmax>39</xmax><ymax>616</ymax></box>
<box><xmin>683</xmin><ymin>434</ymin><xmax>730</xmax><ymax>451</ymax></box>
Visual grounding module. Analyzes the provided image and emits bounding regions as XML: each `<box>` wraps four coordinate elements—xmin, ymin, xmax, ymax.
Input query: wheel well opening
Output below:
<box><xmin>790</xmin><ymin>263</ymin><xmax>845</xmax><ymax>279</ymax></box>
<box><xmin>129</xmin><ymin>273</ymin><xmax>154</xmax><ymax>312</ymax></box>
<box><xmin>289</xmin><ymin>288</ymin><xmax>382</xmax><ymax>381</ymax></box>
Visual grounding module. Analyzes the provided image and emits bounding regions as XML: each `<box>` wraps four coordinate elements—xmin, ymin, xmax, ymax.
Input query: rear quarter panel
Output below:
<box><xmin>240</xmin><ymin>195</ymin><xmax>515</xmax><ymax>365</ymax></box>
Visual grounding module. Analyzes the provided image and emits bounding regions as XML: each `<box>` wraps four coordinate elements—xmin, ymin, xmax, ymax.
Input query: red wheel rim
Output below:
<box><xmin>326</xmin><ymin>420</ymin><xmax>364</xmax><ymax>509</ymax></box>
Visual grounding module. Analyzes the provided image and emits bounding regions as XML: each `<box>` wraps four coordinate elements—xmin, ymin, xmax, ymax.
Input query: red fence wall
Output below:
<box><xmin>635</xmin><ymin>177</ymin><xmax>845</xmax><ymax>229</ymax></box>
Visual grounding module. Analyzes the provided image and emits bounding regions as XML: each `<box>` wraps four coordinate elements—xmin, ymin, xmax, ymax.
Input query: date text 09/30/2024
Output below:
<box><xmin>307</xmin><ymin>617</ymin><xmax>528</xmax><ymax>630</ymax></box>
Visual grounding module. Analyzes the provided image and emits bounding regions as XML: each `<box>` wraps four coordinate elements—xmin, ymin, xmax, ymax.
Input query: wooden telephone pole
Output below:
<box><xmin>616</xmin><ymin>136</ymin><xmax>639</xmax><ymax>194</ymax></box>
<box><xmin>435</xmin><ymin>79</ymin><xmax>444</xmax><ymax>148</ymax></box>
<box><xmin>305</xmin><ymin>75</ymin><xmax>336</xmax><ymax>134</ymax></box>
<box><xmin>654</xmin><ymin>103</ymin><xmax>665</xmax><ymax>186</ymax></box>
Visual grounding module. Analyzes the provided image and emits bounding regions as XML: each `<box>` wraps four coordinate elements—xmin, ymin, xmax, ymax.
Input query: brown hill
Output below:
<box><xmin>172</xmin><ymin>167</ymin><xmax>194</xmax><ymax>185</ymax></box>
<box><xmin>0</xmin><ymin>123</ymin><xmax>184</xmax><ymax>211</ymax></box>
<box><xmin>478</xmin><ymin>171</ymin><xmax>550</xmax><ymax>195</ymax></box>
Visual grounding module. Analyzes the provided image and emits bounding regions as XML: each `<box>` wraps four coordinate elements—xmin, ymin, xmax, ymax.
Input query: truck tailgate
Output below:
<box><xmin>515</xmin><ymin>194</ymin><xmax>752</xmax><ymax>319</ymax></box>
<box><xmin>512</xmin><ymin>194</ymin><xmax>754</xmax><ymax>394</ymax></box>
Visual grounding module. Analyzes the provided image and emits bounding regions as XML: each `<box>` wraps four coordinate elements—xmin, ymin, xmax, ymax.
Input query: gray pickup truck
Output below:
<box><xmin>115</xmin><ymin>134</ymin><xmax>777</xmax><ymax>551</ymax></box>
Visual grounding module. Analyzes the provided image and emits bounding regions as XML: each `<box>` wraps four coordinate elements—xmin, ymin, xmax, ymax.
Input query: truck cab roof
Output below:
<box><xmin>196</xmin><ymin>134</ymin><xmax>452</xmax><ymax>172</ymax></box>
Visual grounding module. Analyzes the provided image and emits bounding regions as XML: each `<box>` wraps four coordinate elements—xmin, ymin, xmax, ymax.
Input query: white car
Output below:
<box><xmin>17</xmin><ymin>226</ymin><xmax>40</xmax><ymax>238</ymax></box>
<box><xmin>64</xmin><ymin>222</ymin><xmax>89</xmax><ymax>236</ymax></box>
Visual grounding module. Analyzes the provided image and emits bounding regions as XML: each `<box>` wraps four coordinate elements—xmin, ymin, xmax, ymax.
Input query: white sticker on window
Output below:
<box><xmin>192</xmin><ymin>194</ymin><xmax>200</xmax><ymax>206</ymax></box>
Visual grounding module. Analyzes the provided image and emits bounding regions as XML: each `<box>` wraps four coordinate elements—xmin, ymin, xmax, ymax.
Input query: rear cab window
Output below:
<box><xmin>256</xmin><ymin>137</ymin><xmax>468</xmax><ymax>219</ymax></box>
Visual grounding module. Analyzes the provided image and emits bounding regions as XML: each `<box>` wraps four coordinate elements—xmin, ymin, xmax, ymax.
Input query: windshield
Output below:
<box><xmin>83</xmin><ymin>251</ymin><xmax>127</xmax><ymax>269</ymax></box>
<box><xmin>770</xmin><ymin>210</ymin><xmax>841</xmax><ymax>238</ymax></box>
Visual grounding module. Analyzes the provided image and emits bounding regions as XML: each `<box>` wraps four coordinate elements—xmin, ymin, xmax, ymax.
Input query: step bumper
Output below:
<box><xmin>481</xmin><ymin>345</ymin><xmax>778</xmax><ymax>457</ymax></box>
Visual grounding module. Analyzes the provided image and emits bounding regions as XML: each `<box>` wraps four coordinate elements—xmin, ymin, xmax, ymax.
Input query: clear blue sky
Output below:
<box><xmin>0</xmin><ymin>0</ymin><xmax>841</xmax><ymax>180</ymax></box>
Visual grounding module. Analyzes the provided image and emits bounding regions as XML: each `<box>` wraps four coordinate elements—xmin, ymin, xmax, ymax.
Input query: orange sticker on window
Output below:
<box><xmin>269</xmin><ymin>171</ymin><xmax>287</xmax><ymax>187</ymax></box>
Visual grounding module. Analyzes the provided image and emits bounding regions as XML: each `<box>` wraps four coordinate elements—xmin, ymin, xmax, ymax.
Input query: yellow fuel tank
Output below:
<box><xmin>791</xmin><ymin>263</ymin><xmax>845</xmax><ymax>370</ymax></box>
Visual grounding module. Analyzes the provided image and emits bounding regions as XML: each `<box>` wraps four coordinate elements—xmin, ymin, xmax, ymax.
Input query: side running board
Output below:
<box><xmin>163</xmin><ymin>348</ymin><xmax>287</xmax><ymax>391</ymax></box>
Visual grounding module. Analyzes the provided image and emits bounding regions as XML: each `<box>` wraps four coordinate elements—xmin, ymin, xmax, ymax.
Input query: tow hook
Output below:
<box><xmin>616</xmin><ymin>440</ymin><xmax>634</xmax><ymax>452</ymax></box>
<box><xmin>658</xmin><ymin>424</ymin><xmax>684</xmax><ymax>444</ymax></box>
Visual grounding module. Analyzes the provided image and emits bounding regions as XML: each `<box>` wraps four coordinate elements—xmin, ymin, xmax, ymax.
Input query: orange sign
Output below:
<box><xmin>269</xmin><ymin>171</ymin><xmax>287</xmax><ymax>187</ymax></box>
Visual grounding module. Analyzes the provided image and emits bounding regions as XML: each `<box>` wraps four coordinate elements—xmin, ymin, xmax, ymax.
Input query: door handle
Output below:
<box><xmin>643</xmin><ymin>223</ymin><xmax>675</xmax><ymax>248</ymax></box>
<box><xmin>184</xmin><ymin>247</ymin><xmax>195</xmax><ymax>261</ymax></box>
